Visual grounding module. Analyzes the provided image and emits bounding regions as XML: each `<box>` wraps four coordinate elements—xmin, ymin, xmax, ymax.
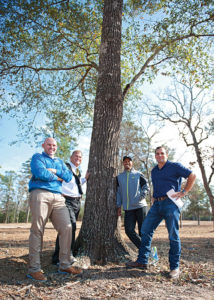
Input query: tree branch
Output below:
<box><xmin>0</xmin><ymin>63</ymin><xmax>96</xmax><ymax>75</ymax></box>
<box><xmin>123</xmin><ymin>23</ymin><xmax>214</xmax><ymax>97</ymax></box>
<box><xmin>64</xmin><ymin>67</ymin><xmax>92</xmax><ymax>95</ymax></box>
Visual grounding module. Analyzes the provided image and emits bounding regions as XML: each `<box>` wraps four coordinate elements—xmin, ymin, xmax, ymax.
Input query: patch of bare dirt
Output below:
<box><xmin>0</xmin><ymin>221</ymin><xmax>213</xmax><ymax>299</ymax></box>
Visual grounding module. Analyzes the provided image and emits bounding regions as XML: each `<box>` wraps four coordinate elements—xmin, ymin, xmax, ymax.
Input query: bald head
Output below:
<box><xmin>42</xmin><ymin>137</ymin><xmax>57</xmax><ymax>158</ymax></box>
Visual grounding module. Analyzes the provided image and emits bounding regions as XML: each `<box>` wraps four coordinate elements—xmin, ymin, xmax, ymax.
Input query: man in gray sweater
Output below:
<box><xmin>116</xmin><ymin>156</ymin><xmax>149</xmax><ymax>249</ymax></box>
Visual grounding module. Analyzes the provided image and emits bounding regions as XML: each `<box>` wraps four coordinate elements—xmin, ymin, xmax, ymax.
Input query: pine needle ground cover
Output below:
<box><xmin>0</xmin><ymin>221</ymin><xmax>213</xmax><ymax>299</ymax></box>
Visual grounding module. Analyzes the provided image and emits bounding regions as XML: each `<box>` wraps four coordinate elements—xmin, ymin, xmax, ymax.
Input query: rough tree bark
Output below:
<box><xmin>75</xmin><ymin>0</ymin><xmax>132</xmax><ymax>264</ymax></box>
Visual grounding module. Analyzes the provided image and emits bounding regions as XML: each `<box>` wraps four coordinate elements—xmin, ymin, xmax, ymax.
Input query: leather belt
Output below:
<box><xmin>63</xmin><ymin>195</ymin><xmax>81</xmax><ymax>200</ymax></box>
<box><xmin>155</xmin><ymin>196</ymin><xmax>168</xmax><ymax>201</ymax></box>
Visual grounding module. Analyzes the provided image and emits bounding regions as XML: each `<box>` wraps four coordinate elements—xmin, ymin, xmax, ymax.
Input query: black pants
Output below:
<box><xmin>52</xmin><ymin>196</ymin><xmax>81</xmax><ymax>264</ymax></box>
<box><xmin>124</xmin><ymin>206</ymin><xmax>148</xmax><ymax>249</ymax></box>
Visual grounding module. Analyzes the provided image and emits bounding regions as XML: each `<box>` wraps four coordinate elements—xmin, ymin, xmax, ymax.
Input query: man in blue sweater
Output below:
<box><xmin>126</xmin><ymin>146</ymin><xmax>196</xmax><ymax>279</ymax></box>
<box><xmin>27</xmin><ymin>137</ymin><xmax>82</xmax><ymax>281</ymax></box>
<box><xmin>117</xmin><ymin>156</ymin><xmax>149</xmax><ymax>249</ymax></box>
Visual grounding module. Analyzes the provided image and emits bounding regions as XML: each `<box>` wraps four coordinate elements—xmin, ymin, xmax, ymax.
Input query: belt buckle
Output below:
<box><xmin>157</xmin><ymin>196</ymin><xmax>166</xmax><ymax>201</ymax></box>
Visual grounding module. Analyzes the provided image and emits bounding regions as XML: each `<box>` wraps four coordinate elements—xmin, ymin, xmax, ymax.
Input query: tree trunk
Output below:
<box><xmin>197</xmin><ymin>211</ymin><xmax>200</xmax><ymax>226</ymax></box>
<box><xmin>4</xmin><ymin>197</ymin><xmax>10</xmax><ymax>223</ymax></box>
<box><xmin>75</xmin><ymin>0</ymin><xmax>132</xmax><ymax>264</ymax></box>
<box><xmin>26</xmin><ymin>205</ymin><xmax>30</xmax><ymax>223</ymax></box>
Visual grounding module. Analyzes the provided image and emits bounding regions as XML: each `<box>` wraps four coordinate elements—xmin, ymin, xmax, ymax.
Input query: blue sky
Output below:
<box><xmin>0</xmin><ymin>116</ymin><xmax>38</xmax><ymax>172</ymax></box>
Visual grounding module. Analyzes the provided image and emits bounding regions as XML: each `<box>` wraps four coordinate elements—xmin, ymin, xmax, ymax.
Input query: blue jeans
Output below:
<box><xmin>124</xmin><ymin>207</ymin><xmax>148</xmax><ymax>249</ymax></box>
<box><xmin>137</xmin><ymin>198</ymin><xmax>181</xmax><ymax>270</ymax></box>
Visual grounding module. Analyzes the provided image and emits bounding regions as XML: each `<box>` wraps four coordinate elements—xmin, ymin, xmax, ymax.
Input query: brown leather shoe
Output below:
<box><xmin>59</xmin><ymin>266</ymin><xmax>83</xmax><ymax>275</ymax></box>
<box><xmin>126</xmin><ymin>261</ymin><xmax>148</xmax><ymax>269</ymax></box>
<box><xmin>27</xmin><ymin>271</ymin><xmax>47</xmax><ymax>281</ymax></box>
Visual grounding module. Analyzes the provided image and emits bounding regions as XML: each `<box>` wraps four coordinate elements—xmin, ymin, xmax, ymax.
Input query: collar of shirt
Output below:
<box><xmin>69</xmin><ymin>162</ymin><xmax>80</xmax><ymax>174</ymax></box>
<box><xmin>123</xmin><ymin>167</ymin><xmax>135</xmax><ymax>174</ymax></box>
<box><xmin>156</xmin><ymin>160</ymin><xmax>169</xmax><ymax>170</ymax></box>
<box><xmin>42</xmin><ymin>151</ymin><xmax>56</xmax><ymax>160</ymax></box>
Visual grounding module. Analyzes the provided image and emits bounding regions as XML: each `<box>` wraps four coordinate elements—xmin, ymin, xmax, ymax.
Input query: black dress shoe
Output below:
<box><xmin>126</xmin><ymin>261</ymin><xmax>148</xmax><ymax>269</ymax></box>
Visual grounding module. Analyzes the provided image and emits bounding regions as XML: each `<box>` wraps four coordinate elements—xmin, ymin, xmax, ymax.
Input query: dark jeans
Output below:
<box><xmin>137</xmin><ymin>198</ymin><xmax>181</xmax><ymax>270</ymax></box>
<box><xmin>124</xmin><ymin>206</ymin><xmax>148</xmax><ymax>249</ymax></box>
<box><xmin>52</xmin><ymin>196</ymin><xmax>81</xmax><ymax>264</ymax></box>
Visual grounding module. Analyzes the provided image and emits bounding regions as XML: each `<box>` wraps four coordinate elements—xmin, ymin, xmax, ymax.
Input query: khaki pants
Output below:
<box><xmin>28</xmin><ymin>189</ymin><xmax>72</xmax><ymax>273</ymax></box>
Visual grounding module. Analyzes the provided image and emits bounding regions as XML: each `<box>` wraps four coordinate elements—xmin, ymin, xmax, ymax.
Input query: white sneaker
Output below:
<box><xmin>169</xmin><ymin>268</ymin><xmax>180</xmax><ymax>278</ymax></box>
<box><xmin>70</xmin><ymin>256</ymin><xmax>77</xmax><ymax>263</ymax></box>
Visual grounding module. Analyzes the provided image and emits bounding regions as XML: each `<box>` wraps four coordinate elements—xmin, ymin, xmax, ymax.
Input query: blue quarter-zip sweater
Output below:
<box><xmin>116</xmin><ymin>169</ymin><xmax>149</xmax><ymax>210</ymax></box>
<box><xmin>29</xmin><ymin>152</ymin><xmax>73</xmax><ymax>194</ymax></box>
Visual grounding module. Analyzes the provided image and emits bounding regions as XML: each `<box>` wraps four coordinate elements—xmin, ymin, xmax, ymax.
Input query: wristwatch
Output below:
<box><xmin>182</xmin><ymin>189</ymin><xmax>187</xmax><ymax>194</ymax></box>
